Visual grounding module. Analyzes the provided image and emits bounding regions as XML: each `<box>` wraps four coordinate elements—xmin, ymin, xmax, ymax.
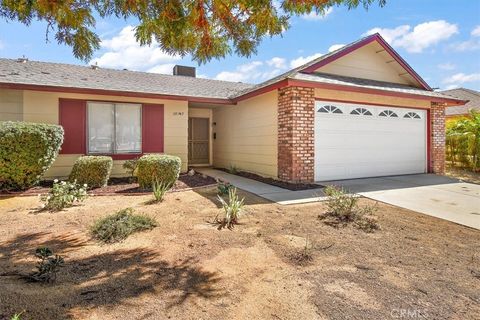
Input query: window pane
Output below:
<box><xmin>115</xmin><ymin>104</ymin><xmax>141</xmax><ymax>153</ymax></box>
<box><xmin>88</xmin><ymin>103</ymin><xmax>114</xmax><ymax>153</ymax></box>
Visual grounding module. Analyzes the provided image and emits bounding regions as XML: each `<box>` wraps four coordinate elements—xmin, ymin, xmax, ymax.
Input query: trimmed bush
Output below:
<box><xmin>122</xmin><ymin>158</ymin><xmax>139</xmax><ymax>180</ymax></box>
<box><xmin>137</xmin><ymin>154</ymin><xmax>181</xmax><ymax>189</ymax></box>
<box><xmin>69</xmin><ymin>156</ymin><xmax>113</xmax><ymax>188</ymax></box>
<box><xmin>0</xmin><ymin>121</ymin><xmax>64</xmax><ymax>191</ymax></box>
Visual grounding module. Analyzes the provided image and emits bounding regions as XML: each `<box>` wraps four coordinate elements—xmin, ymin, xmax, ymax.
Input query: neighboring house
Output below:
<box><xmin>0</xmin><ymin>33</ymin><xmax>466</xmax><ymax>183</ymax></box>
<box><xmin>441</xmin><ymin>88</ymin><xmax>479</xmax><ymax>119</ymax></box>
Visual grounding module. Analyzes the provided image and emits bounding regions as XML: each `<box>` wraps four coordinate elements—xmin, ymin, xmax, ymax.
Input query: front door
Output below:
<box><xmin>188</xmin><ymin>117</ymin><xmax>210</xmax><ymax>165</ymax></box>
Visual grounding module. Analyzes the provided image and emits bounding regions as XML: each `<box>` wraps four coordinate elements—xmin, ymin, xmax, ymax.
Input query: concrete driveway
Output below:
<box><xmin>323</xmin><ymin>174</ymin><xmax>480</xmax><ymax>230</ymax></box>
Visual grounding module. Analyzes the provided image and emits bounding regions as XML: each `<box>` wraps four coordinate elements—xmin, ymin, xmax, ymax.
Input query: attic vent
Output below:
<box><xmin>90</xmin><ymin>63</ymin><xmax>99</xmax><ymax>70</ymax></box>
<box><xmin>173</xmin><ymin>65</ymin><xmax>196</xmax><ymax>77</ymax></box>
<box><xmin>17</xmin><ymin>56</ymin><xmax>28</xmax><ymax>63</ymax></box>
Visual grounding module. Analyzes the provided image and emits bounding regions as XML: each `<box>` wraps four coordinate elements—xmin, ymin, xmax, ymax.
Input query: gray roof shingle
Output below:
<box><xmin>441</xmin><ymin>88</ymin><xmax>480</xmax><ymax>115</ymax></box>
<box><xmin>0</xmin><ymin>34</ymin><xmax>467</xmax><ymax>105</ymax></box>
<box><xmin>0</xmin><ymin>58</ymin><xmax>254</xmax><ymax>100</ymax></box>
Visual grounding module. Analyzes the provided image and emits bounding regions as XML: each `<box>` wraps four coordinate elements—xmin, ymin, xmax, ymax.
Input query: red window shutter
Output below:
<box><xmin>142</xmin><ymin>104</ymin><xmax>164</xmax><ymax>153</ymax></box>
<box><xmin>59</xmin><ymin>99</ymin><xmax>86</xmax><ymax>154</ymax></box>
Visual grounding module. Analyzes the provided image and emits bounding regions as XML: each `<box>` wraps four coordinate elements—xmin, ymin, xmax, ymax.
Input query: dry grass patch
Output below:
<box><xmin>90</xmin><ymin>208</ymin><xmax>157</xmax><ymax>243</ymax></box>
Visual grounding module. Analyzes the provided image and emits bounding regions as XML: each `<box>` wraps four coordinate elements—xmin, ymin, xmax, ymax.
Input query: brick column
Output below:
<box><xmin>277</xmin><ymin>86</ymin><xmax>315</xmax><ymax>183</ymax></box>
<box><xmin>430</xmin><ymin>102</ymin><xmax>446</xmax><ymax>174</ymax></box>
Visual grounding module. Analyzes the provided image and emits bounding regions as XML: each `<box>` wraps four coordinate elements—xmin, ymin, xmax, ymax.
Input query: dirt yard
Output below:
<box><xmin>0</xmin><ymin>187</ymin><xmax>479</xmax><ymax>320</ymax></box>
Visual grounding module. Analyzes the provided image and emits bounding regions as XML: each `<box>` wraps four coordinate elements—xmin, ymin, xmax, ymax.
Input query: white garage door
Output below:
<box><xmin>314</xmin><ymin>101</ymin><xmax>427</xmax><ymax>181</ymax></box>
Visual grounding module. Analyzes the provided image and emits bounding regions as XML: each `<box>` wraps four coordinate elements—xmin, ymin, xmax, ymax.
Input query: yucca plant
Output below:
<box><xmin>152</xmin><ymin>179</ymin><xmax>170</xmax><ymax>202</ymax></box>
<box><xmin>10</xmin><ymin>311</ymin><xmax>24</xmax><ymax>320</ymax></box>
<box><xmin>216</xmin><ymin>187</ymin><xmax>245</xmax><ymax>229</ymax></box>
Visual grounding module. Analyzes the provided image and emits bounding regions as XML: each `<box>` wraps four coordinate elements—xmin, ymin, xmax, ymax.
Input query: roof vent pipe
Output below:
<box><xmin>90</xmin><ymin>62</ymin><xmax>99</xmax><ymax>70</ymax></box>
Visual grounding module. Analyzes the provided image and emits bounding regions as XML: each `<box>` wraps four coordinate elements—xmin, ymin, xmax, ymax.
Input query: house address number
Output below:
<box><xmin>173</xmin><ymin>112</ymin><xmax>185</xmax><ymax>116</ymax></box>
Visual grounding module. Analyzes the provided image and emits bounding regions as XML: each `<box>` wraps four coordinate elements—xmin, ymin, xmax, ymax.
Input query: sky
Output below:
<box><xmin>0</xmin><ymin>0</ymin><xmax>479</xmax><ymax>91</ymax></box>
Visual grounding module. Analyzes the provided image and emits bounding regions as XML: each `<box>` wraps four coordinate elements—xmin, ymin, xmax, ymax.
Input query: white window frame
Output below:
<box><xmin>87</xmin><ymin>101</ymin><xmax>142</xmax><ymax>154</ymax></box>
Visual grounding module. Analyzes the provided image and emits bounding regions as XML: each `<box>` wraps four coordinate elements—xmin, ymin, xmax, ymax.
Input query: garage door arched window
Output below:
<box><xmin>404</xmin><ymin>112</ymin><xmax>421</xmax><ymax>119</ymax></box>
<box><xmin>379</xmin><ymin>110</ymin><xmax>398</xmax><ymax>118</ymax></box>
<box><xmin>317</xmin><ymin>105</ymin><xmax>343</xmax><ymax>114</ymax></box>
<box><xmin>350</xmin><ymin>107</ymin><xmax>372</xmax><ymax>116</ymax></box>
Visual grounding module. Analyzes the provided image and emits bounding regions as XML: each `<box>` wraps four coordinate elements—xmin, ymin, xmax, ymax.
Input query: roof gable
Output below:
<box><xmin>299</xmin><ymin>33</ymin><xmax>432</xmax><ymax>91</ymax></box>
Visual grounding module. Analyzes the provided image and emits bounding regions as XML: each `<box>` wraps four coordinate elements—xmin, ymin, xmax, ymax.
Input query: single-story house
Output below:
<box><xmin>441</xmin><ymin>88</ymin><xmax>479</xmax><ymax>119</ymax></box>
<box><xmin>0</xmin><ymin>33</ymin><xmax>466</xmax><ymax>182</ymax></box>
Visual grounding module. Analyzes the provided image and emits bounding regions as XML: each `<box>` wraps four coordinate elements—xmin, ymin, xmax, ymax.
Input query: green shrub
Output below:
<box><xmin>446</xmin><ymin>110</ymin><xmax>480</xmax><ymax>171</ymax></box>
<box><xmin>29</xmin><ymin>247</ymin><xmax>64</xmax><ymax>283</ymax></box>
<box><xmin>323</xmin><ymin>185</ymin><xmax>359</xmax><ymax>222</ymax></box>
<box><xmin>122</xmin><ymin>158</ymin><xmax>139</xmax><ymax>181</ymax></box>
<box><xmin>320</xmin><ymin>185</ymin><xmax>380</xmax><ymax>232</ymax></box>
<box><xmin>0</xmin><ymin>121</ymin><xmax>64</xmax><ymax>190</ymax></box>
<box><xmin>217</xmin><ymin>181</ymin><xmax>232</xmax><ymax>196</ymax></box>
<box><xmin>90</xmin><ymin>208</ymin><xmax>157</xmax><ymax>243</ymax></box>
<box><xmin>137</xmin><ymin>154</ymin><xmax>181</xmax><ymax>189</ymax></box>
<box><xmin>215</xmin><ymin>187</ymin><xmax>245</xmax><ymax>230</ymax></box>
<box><xmin>69</xmin><ymin>156</ymin><xmax>113</xmax><ymax>188</ymax></box>
<box><xmin>40</xmin><ymin>180</ymin><xmax>88</xmax><ymax>211</ymax></box>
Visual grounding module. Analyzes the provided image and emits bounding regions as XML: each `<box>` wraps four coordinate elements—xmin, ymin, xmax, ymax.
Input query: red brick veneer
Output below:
<box><xmin>430</xmin><ymin>102</ymin><xmax>446</xmax><ymax>174</ymax></box>
<box><xmin>277</xmin><ymin>86</ymin><xmax>315</xmax><ymax>182</ymax></box>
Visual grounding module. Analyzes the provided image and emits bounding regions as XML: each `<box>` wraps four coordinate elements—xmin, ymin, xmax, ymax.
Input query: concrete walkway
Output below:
<box><xmin>198</xmin><ymin>169</ymin><xmax>480</xmax><ymax>230</ymax></box>
<box><xmin>324</xmin><ymin>174</ymin><xmax>480</xmax><ymax>230</ymax></box>
<box><xmin>196</xmin><ymin>168</ymin><xmax>326</xmax><ymax>205</ymax></box>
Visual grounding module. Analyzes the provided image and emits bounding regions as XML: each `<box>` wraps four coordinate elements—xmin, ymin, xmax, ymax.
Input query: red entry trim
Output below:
<box><xmin>300</xmin><ymin>33</ymin><xmax>432</xmax><ymax>91</ymax></box>
<box><xmin>142</xmin><ymin>104</ymin><xmax>165</xmax><ymax>153</ymax></box>
<box><xmin>59</xmin><ymin>98</ymin><xmax>86</xmax><ymax>154</ymax></box>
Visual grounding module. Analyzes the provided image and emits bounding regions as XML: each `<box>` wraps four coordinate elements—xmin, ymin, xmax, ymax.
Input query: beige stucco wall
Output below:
<box><xmin>0</xmin><ymin>88</ymin><xmax>23</xmax><ymax>121</ymax></box>
<box><xmin>314</xmin><ymin>88</ymin><xmax>432</xmax><ymax>109</ymax></box>
<box><xmin>0</xmin><ymin>89</ymin><xmax>188</xmax><ymax>178</ymax></box>
<box><xmin>213</xmin><ymin>90</ymin><xmax>278</xmax><ymax>178</ymax></box>
<box><xmin>316</xmin><ymin>42</ymin><xmax>416</xmax><ymax>86</ymax></box>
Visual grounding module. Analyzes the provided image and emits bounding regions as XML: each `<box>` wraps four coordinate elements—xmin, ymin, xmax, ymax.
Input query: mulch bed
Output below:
<box><xmin>0</xmin><ymin>173</ymin><xmax>218</xmax><ymax>197</ymax></box>
<box><xmin>216</xmin><ymin>168</ymin><xmax>322</xmax><ymax>191</ymax></box>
